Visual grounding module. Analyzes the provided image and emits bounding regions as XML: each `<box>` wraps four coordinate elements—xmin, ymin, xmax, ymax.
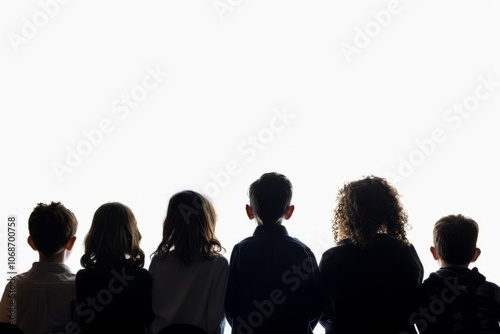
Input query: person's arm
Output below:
<box><xmin>74</xmin><ymin>270</ymin><xmax>85</xmax><ymax>304</ymax></box>
<box><xmin>140</xmin><ymin>269</ymin><xmax>154</xmax><ymax>327</ymax></box>
<box><xmin>486</xmin><ymin>282</ymin><xmax>500</xmax><ymax>320</ymax></box>
<box><xmin>408</xmin><ymin>243</ymin><xmax>425</xmax><ymax>284</ymax></box>
<box><xmin>146</xmin><ymin>258</ymin><xmax>157</xmax><ymax>327</ymax></box>
<box><xmin>318</xmin><ymin>251</ymin><xmax>336</xmax><ymax>333</ymax></box>
<box><xmin>398</xmin><ymin>246</ymin><xmax>425</xmax><ymax>334</ymax></box>
<box><xmin>207</xmin><ymin>256</ymin><xmax>230</xmax><ymax>334</ymax></box>
<box><xmin>75</xmin><ymin>269</ymin><xmax>94</xmax><ymax>327</ymax></box>
<box><xmin>304</xmin><ymin>250</ymin><xmax>323</xmax><ymax>331</ymax></box>
<box><xmin>224</xmin><ymin>247</ymin><xmax>240</xmax><ymax>328</ymax></box>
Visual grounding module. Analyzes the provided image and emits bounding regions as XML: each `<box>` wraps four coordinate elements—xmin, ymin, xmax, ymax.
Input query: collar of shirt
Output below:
<box><xmin>30</xmin><ymin>262</ymin><xmax>72</xmax><ymax>273</ymax></box>
<box><xmin>253</xmin><ymin>224</ymin><xmax>289</xmax><ymax>236</ymax></box>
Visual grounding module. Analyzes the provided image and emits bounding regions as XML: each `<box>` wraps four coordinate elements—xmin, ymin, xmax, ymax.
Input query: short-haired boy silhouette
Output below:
<box><xmin>225</xmin><ymin>172</ymin><xmax>322</xmax><ymax>334</ymax></box>
<box><xmin>412</xmin><ymin>214</ymin><xmax>500</xmax><ymax>333</ymax></box>
<box><xmin>0</xmin><ymin>202</ymin><xmax>78</xmax><ymax>334</ymax></box>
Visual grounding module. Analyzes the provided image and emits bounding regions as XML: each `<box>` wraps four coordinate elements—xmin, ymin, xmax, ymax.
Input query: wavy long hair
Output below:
<box><xmin>152</xmin><ymin>190</ymin><xmax>224</xmax><ymax>265</ymax></box>
<box><xmin>332</xmin><ymin>175</ymin><xmax>409</xmax><ymax>249</ymax></box>
<box><xmin>80</xmin><ymin>202</ymin><xmax>145</xmax><ymax>269</ymax></box>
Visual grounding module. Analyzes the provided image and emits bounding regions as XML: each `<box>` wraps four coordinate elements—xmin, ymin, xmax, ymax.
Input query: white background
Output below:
<box><xmin>1</xmin><ymin>0</ymin><xmax>499</xmax><ymax>333</ymax></box>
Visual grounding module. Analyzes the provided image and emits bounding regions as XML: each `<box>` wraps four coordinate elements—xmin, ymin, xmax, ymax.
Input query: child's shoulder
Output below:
<box><xmin>476</xmin><ymin>270</ymin><xmax>500</xmax><ymax>301</ymax></box>
<box><xmin>320</xmin><ymin>239</ymin><xmax>356</xmax><ymax>256</ymax></box>
<box><xmin>201</xmin><ymin>253</ymin><xmax>229</xmax><ymax>267</ymax></box>
<box><xmin>211</xmin><ymin>254</ymin><xmax>229</xmax><ymax>272</ymax></box>
<box><xmin>288</xmin><ymin>235</ymin><xmax>315</xmax><ymax>251</ymax></box>
<box><xmin>235</xmin><ymin>232</ymin><xmax>312</xmax><ymax>251</ymax></box>
<box><xmin>213</xmin><ymin>253</ymin><xmax>229</xmax><ymax>264</ymax></box>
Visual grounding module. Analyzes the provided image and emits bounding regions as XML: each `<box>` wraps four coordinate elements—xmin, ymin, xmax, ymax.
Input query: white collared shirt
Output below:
<box><xmin>0</xmin><ymin>262</ymin><xmax>77</xmax><ymax>334</ymax></box>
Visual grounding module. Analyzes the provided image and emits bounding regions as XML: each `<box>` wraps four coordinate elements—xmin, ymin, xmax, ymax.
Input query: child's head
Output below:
<box><xmin>247</xmin><ymin>172</ymin><xmax>294</xmax><ymax>225</ymax></box>
<box><xmin>80</xmin><ymin>202</ymin><xmax>145</xmax><ymax>269</ymax></box>
<box><xmin>28</xmin><ymin>202</ymin><xmax>78</xmax><ymax>260</ymax></box>
<box><xmin>332</xmin><ymin>175</ymin><xmax>409</xmax><ymax>248</ymax></box>
<box><xmin>152</xmin><ymin>190</ymin><xmax>223</xmax><ymax>265</ymax></box>
<box><xmin>431</xmin><ymin>214</ymin><xmax>480</xmax><ymax>267</ymax></box>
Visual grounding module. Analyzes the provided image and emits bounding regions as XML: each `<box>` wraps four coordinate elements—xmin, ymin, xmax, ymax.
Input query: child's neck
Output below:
<box><xmin>258</xmin><ymin>221</ymin><xmax>283</xmax><ymax>226</ymax></box>
<box><xmin>439</xmin><ymin>260</ymin><xmax>469</xmax><ymax>269</ymax></box>
<box><xmin>39</xmin><ymin>251</ymin><xmax>67</xmax><ymax>264</ymax></box>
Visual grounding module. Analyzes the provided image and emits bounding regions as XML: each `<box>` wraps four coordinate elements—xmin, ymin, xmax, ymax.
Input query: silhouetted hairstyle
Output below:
<box><xmin>28</xmin><ymin>201</ymin><xmax>78</xmax><ymax>257</ymax></box>
<box><xmin>80</xmin><ymin>202</ymin><xmax>145</xmax><ymax>269</ymax></box>
<box><xmin>332</xmin><ymin>175</ymin><xmax>409</xmax><ymax>249</ymax></box>
<box><xmin>433</xmin><ymin>214</ymin><xmax>479</xmax><ymax>266</ymax></box>
<box><xmin>248</xmin><ymin>172</ymin><xmax>293</xmax><ymax>224</ymax></box>
<box><xmin>152</xmin><ymin>191</ymin><xmax>223</xmax><ymax>266</ymax></box>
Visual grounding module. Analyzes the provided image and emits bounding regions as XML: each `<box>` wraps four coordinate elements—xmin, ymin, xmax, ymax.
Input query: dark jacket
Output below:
<box><xmin>319</xmin><ymin>234</ymin><xmax>424</xmax><ymax>334</ymax></box>
<box><xmin>225</xmin><ymin>224</ymin><xmax>322</xmax><ymax>334</ymax></box>
<box><xmin>76</xmin><ymin>260</ymin><xmax>153</xmax><ymax>333</ymax></box>
<box><xmin>412</xmin><ymin>267</ymin><xmax>500</xmax><ymax>334</ymax></box>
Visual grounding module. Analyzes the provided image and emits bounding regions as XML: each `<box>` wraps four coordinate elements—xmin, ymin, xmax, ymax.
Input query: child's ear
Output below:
<box><xmin>283</xmin><ymin>205</ymin><xmax>295</xmax><ymax>220</ymax></box>
<box><xmin>471</xmin><ymin>247</ymin><xmax>481</xmax><ymax>263</ymax></box>
<box><xmin>65</xmin><ymin>236</ymin><xmax>77</xmax><ymax>251</ymax></box>
<box><xmin>430</xmin><ymin>246</ymin><xmax>440</xmax><ymax>260</ymax></box>
<box><xmin>27</xmin><ymin>236</ymin><xmax>37</xmax><ymax>251</ymax></box>
<box><xmin>245</xmin><ymin>205</ymin><xmax>254</xmax><ymax>220</ymax></box>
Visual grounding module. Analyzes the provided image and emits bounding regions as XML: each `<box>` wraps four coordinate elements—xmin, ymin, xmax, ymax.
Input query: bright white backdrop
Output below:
<box><xmin>1</xmin><ymin>1</ymin><xmax>499</xmax><ymax>333</ymax></box>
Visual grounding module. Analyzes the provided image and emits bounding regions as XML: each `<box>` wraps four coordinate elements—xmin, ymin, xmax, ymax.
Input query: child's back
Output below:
<box><xmin>414</xmin><ymin>266</ymin><xmax>500</xmax><ymax>333</ymax></box>
<box><xmin>76</xmin><ymin>202</ymin><xmax>153</xmax><ymax>333</ymax></box>
<box><xmin>2</xmin><ymin>262</ymin><xmax>76</xmax><ymax>333</ymax></box>
<box><xmin>411</xmin><ymin>214</ymin><xmax>500</xmax><ymax>333</ymax></box>
<box><xmin>318</xmin><ymin>176</ymin><xmax>424</xmax><ymax>334</ymax></box>
<box><xmin>319</xmin><ymin>234</ymin><xmax>423</xmax><ymax>333</ymax></box>
<box><xmin>0</xmin><ymin>202</ymin><xmax>79</xmax><ymax>334</ymax></box>
<box><xmin>149</xmin><ymin>252</ymin><xmax>228</xmax><ymax>334</ymax></box>
<box><xmin>148</xmin><ymin>191</ymin><xmax>229</xmax><ymax>334</ymax></box>
<box><xmin>226</xmin><ymin>225</ymin><xmax>320</xmax><ymax>334</ymax></box>
<box><xmin>225</xmin><ymin>172</ymin><xmax>321</xmax><ymax>334</ymax></box>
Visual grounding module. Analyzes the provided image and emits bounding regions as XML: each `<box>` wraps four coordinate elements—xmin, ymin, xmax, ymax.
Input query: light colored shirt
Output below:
<box><xmin>148</xmin><ymin>254</ymin><xmax>229</xmax><ymax>334</ymax></box>
<box><xmin>0</xmin><ymin>262</ymin><xmax>77</xmax><ymax>334</ymax></box>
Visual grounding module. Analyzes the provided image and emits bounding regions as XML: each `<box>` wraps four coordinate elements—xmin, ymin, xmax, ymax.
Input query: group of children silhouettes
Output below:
<box><xmin>1</xmin><ymin>172</ymin><xmax>500</xmax><ymax>334</ymax></box>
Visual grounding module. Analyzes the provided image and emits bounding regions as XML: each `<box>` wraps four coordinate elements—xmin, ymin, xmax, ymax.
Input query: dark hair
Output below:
<box><xmin>433</xmin><ymin>214</ymin><xmax>479</xmax><ymax>266</ymax></box>
<box><xmin>332</xmin><ymin>175</ymin><xmax>409</xmax><ymax>249</ymax></box>
<box><xmin>28</xmin><ymin>202</ymin><xmax>78</xmax><ymax>257</ymax></box>
<box><xmin>248</xmin><ymin>172</ymin><xmax>293</xmax><ymax>224</ymax></box>
<box><xmin>80</xmin><ymin>202</ymin><xmax>145</xmax><ymax>269</ymax></box>
<box><xmin>152</xmin><ymin>190</ymin><xmax>224</xmax><ymax>266</ymax></box>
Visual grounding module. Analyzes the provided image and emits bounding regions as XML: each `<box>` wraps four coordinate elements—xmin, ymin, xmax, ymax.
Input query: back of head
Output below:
<box><xmin>81</xmin><ymin>202</ymin><xmax>145</xmax><ymax>269</ymax></box>
<box><xmin>248</xmin><ymin>172</ymin><xmax>293</xmax><ymax>224</ymax></box>
<box><xmin>433</xmin><ymin>214</ymin><xmax>479</xmax><ymax>266</ymax></box>
<box><xmin>153</xmin><ymin>190</ymin><xmax>223</xmax><ymax>265</ymax></box>
<box><xmin>28</xmin><ymin>202</ymin><xmax>78</xmax><ymax>257</ymax></box>
<box><xmin>332</xmin><ymin>175</ymin><xmax>409</xmax><ymax>248</ymax></box>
